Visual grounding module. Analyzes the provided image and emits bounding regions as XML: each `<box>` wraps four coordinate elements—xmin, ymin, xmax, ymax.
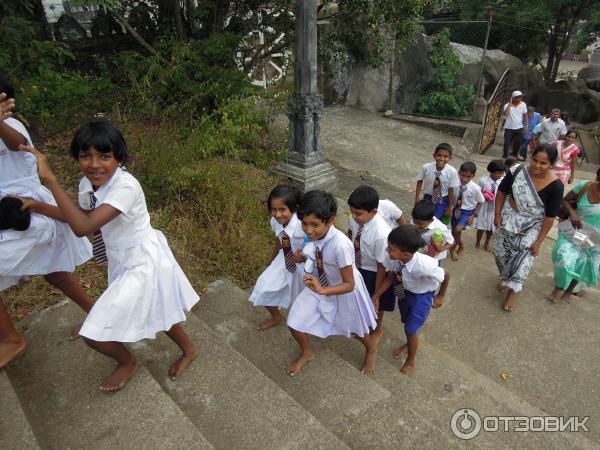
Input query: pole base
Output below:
<box><xmin>272</xmin><ymin>159</ymin><xmax>338</xmax><ymax>193</ymax></box>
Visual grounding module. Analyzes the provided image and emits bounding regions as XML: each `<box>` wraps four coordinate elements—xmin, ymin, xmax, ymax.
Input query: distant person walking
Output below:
<box><xmin>537</xmin><ymin>108</ymin><xmax>567</xmax><ymax>145</ymax></box>
<box><xmin>518</xmin><ymin>106</ymin><xmax>541</xmax><ymax>161</ymax></box>
<box><xmin>502</xmin><ymin>90</ymin><xmax>528</xmax><ymax>158</ymax></box>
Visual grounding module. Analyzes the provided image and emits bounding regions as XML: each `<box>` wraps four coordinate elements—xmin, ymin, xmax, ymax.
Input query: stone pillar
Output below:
<box><xmin>272</xmin><ymin>0</ymin><xmax>337</xmax><ymax>193</ymax></box>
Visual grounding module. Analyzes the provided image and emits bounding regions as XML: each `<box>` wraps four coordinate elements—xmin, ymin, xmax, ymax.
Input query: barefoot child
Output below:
<box><xmin>249</xmin><ymin>185</ymin><xmax>304</xmax><ymax>330</ymax></box>
<box><xmin>449</xmin><ymin>162</ymin><xmax>484</xmax><ymax>261</ymax></box>
<box><xmin>377</xmin><ymin>198</ymin><xmax>406</xmax><ymax>229</ymax></box>
<box><xmin>286</xmin><ymin>191</ymin><xmax>378</xmax><ymax>376</ymax></box>
<box><xmin>415</xmin><ymin>143</ymin><xmax>460</xmax><ymax>221</ymax></box>
<box><xmin>21</xmin><ymin>122</ymin><xmax>199</xmax><ymax>392</ymax></box>
<box><xmin>372</xmin><ymin>225</ymin><xmax>449</xmax><ymax>375</ymax></box>
<box><xmin>474</xmin><ymin>159</ymin><xmax>505</xmax><ymax>251</ymax></box>
<box><xmin>411</xmin><ymin>200</ymin><xmax>454</xmax><ymax>266</ymax></box>
<box><xmin>347</xmin><ymin>186</ymin><xmax>394</xmax><ymax>368</ymax></box>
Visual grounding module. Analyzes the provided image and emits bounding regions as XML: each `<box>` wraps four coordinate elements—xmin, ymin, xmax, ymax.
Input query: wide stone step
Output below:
<box><xmin>130</xmin><ymin>312</ymin><xmax>346</xmax><ymax>449</ymax></box>
<box><xmin>5</xmin><ymin>301</ymin><xmax>213</xmax><ymax>450</ymax></box>
<box><xmin>0</xmin><ymin>370</ymin><xmax>40</xmax><ymax>450</ymax></box>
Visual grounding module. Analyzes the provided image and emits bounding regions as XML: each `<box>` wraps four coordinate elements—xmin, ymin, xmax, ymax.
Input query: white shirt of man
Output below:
<box><xmin>347</xmin><ymin>213</ymin><xmax>391</xmax><ymax>272</ymax></box>
<box><xmin>503</xmin><ymin>101</ymin><xmax>527</xmax><ymax>130</ymax></box>
<box><xmin>539</xmin><ymin>119</ymin><xmax>567</xmax><ymax>144</ymax></box>
<box><xmin>377</xmin><ymin>199</ymin><xmax>403</xmax><ymax>229</ymax></box>
<box><xmin>455</xmin><ymin>180</ymin><xmax>485</xmax><ymax>210</ymax></box>
<box><xmin>384</xmin><ymin>252</ymin><xmax>444</xmax><ymax>294</ymax></box>
<box><xmin>413</xmin><ymin>216</ymin><xmax>454</xmax><ymax>261</ymax></box>
<box><xmin>417</xmin><ymin>163</ymin><xmax>460</xmax><ymax>198</ymax></box>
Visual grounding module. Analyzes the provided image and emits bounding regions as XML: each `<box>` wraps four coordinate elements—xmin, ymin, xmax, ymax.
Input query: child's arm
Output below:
<box><xmin>303</xmin><ymin>265</ymin><xmax>355</xmax><ymax>296</ymax></box>
<box><xmin>371</xmin><ymin>271</ymin><xmax>394</xmax><ymax>309</ymax></box>
<box><xmin>467</xmin><ymin>203</ymin><xmax>483</xmax><ymax>226</ymax></box>
<box><xmin>432</xmin><ymin>269</ymin><xmax>449</xmax><ymax>308</ymax></box>
<box><xmin>19</xmin><ymin>198</ymin><xmax>67</xmax><ymax>222</ymax></box>
<box><xmin>397</xmin><ymin>216</ymin><xmax>407</xmax><ymax>226</ymax></box>
<box><xmin>0</xmin><ymin>95</ymin><xmax>26</xmax><ymax>151</ymax></box>
<box><xmin>415</xmin><ymin>180</ymin><xmax>423</xmax><ymax>204</ymax></box>
<box><xmin>445</xmin><ymin>186</ymin><xmax>455</xmax><ymax>218</ymax></box>
<box><xmin>268</xmin><ymin>237</ymin><xmax>281</xmax><ymax>265</ymax></box>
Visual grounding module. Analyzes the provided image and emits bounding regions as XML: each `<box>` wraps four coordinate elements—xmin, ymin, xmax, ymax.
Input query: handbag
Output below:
<box><xmin>556</xmin><ymin>181</ymin><xmax>593</xmax><ymax>220</ymax></box>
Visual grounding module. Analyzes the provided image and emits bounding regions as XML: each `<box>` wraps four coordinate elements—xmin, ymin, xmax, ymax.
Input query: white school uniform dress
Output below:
<box><xmin>77</xmin><ymin>168</ymin><xmax>199</xmax><ymax>342</ymax></box>
<box><xmin>249</xmin><ymin>214</ymin><xmax>305</xmax><ymax>308</ymax></box>
<box><xmin>416</xmin><ymin>163</ymin><xmax>460</xmax><ymax>197</ymax></box>
<box><xmin>474</xmin><ymin>175</ymin><xmax>503</xmax><ymax>231</ymax></box>
<box><xmin>455</xmin><ymin>180</ymin><xmax>485</xmax><ymax>211</ymax></box>
<box><xmin>347</xmin><ymin>214</ymin><xmax>390</xmax><ymax>272</ymax></box>
<box><xmin>287</xmin><ymin>226</ymin><xmax>377</xmax><ymax>338</ymax></box>
<box><xmin>377</xmin><ymin>199</ymin><xmax>403</xmax><ymax>229</ymax></box>
<box><xmin>383</xmin><ymin>252</ymin><xmax>445</xmax><ymax>294</ymax></box>
<box><xmin>0</xmin><ymin>118</ymin><xmax>92</xmax><ymax>292</ymax></box>
<box><xmin>415</xmin><ymin>217</ymin><xmax>454</xmax><ymax>261</ymax></box>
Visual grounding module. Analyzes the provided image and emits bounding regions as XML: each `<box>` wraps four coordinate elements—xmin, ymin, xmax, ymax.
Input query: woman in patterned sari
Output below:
<box><xmin>549</xmin><ymin>168</ymin><xmax>600</xmax><ymax>302</ymax></box>
<box><xmin>494</xmin><ymin>144</ymin><xmax>564</xmax><ymax>311</ymax></box>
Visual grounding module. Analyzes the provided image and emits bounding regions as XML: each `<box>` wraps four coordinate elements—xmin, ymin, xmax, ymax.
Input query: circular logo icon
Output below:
<box><xmin>451</xmin><ymin>408</ymin><xmax>482</xmax><ymax>440</ymax></box>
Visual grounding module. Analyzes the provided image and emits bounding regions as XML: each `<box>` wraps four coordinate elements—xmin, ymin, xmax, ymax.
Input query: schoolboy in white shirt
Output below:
<box><xmin>411</xmin><ymin>200</ymin><xmax>454</xmax><ymax>265</ymax></box>
<box><xmin>377</xmin><ymin>199</ymin><xmax>406</xmax><ymax>229</ymax></box>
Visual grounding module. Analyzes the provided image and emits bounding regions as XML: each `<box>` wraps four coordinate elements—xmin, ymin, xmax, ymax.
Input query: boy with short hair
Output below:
<box><xmin>449</xmin><ymin>161</ymin><xmax>485</xmax><ymax>261</ymax></box>
<box><xmin>372</xmin><ymin>225</ymin><xmax>449</xmax><ymax>375</ymax></box>
<box><xmin>411</xmin><ymin>200</ymin><xmax>454</xmax><ymax>265</ymax></box>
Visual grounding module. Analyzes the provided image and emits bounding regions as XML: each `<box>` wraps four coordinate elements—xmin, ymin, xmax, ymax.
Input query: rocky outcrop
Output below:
<box><xmin>577</xmin><ymin>64</ymin><xmax>600</xmax><ymax>91</ymax></box>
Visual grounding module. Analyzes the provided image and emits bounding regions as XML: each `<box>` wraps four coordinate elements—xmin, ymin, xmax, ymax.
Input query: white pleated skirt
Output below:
<box><xmin>249</xmin><ymin>251</ymin><xmax>304</xmax><ymax>309</ymax></box>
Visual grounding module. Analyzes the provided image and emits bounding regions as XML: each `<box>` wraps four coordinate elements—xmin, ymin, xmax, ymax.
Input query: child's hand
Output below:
<box><xmin>371</xmin><ymin>294</ymin><xmax>380</xmax><ymax>311</ymax></box>
<box><xmin>0</xmin><ymin>93</ymin><xmax>15</xmax><ymax>122</ymax></box>
<box><xmin>443</xmin><ymin>207</ymin><xmax>452</xmax><ymax>218</ymax></box>
<box><xmin>432</xmin><ymin>294</ymin><xmax>444</xmax><ymax>308</ymax></box>
<box><xmin>293</xmin><ymin>249</ymin><xmax>306</xmax><ymax>263</ymax></box>
<box><xmin>466</xmin><ymin>215</ymin><xmax>475</xmax><ymax>226</ymax></box>
<box><xmin>17</xmin><ymin>197</ymin><xmax>40</xmax><ymax>212</ymax></box>
<box><xmin>303</xmin><ymin>274</ymin><xmax>322</xmax><ymax>294</ymax></box>
<box><xmin>19</xmin><ymin>144</ymin><xmax>55</xmax><ymax>182</ymax></box>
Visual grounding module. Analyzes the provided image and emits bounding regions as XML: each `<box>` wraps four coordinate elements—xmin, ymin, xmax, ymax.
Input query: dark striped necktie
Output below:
<box><xmin>432</xmin><ymin>171</ymin><xmax>443</xmax><ymax>205</ymax></box>
<box><xmin>393</xmin><ymin>262</ymin><xmax>406</xmax><ymax>300</ymax></box>
<box><xmin>453</xmin><ymin>185</ymin><xmax>466</xmax><ymax>219</ymax></box>
<box><xmin>281</xmin><ymin>231</ymin><xmax>296</xmax><ymax>273</ymax></box>
<box><xmin>316</xmin><ymin>247</ymin><xmax>328</xmax><ymax>287</ymax></box>
<box><xmin>354</xmin><ymin>224</ymin><xmax>364</xmax><ymax>269</ymax></box>
<box><xmin>89</xmin><ymin>192</ymin><xmax>107</xmax><ymax>264</ymax></box>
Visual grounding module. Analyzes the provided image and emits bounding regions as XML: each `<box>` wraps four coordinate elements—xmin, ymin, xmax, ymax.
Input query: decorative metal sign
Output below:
<box><xmin>479</xmin><ymin>68</ymin><xmax>510</xmax><ymax>154</ymax></box>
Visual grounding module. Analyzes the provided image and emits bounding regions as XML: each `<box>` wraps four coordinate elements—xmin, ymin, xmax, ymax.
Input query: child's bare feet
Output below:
<box><xmin>484</xmin><ymin>242</ymin><xmax>491</xmax><ymax>252</ymax></box>
<box><xmin>361</xmin><ymin>349</ymin><xmax>377</xmax><ymax>375</ymax></box>
<box><xmin>503</xmin><ymin>294</ymin><xmax>516</xmax><ymax>312</ymax></box>
<box><xmin>0</xmin><ymin>338</ymin><xmax>27</xmax><ymax>369</ymax></box>
<box><xmin>371</xmin><ymin>329</ymin><xmax>383</xmax><ymax>347</ymax></box>
<box><xmin>450</xmin><ymin>248</ymin><xmax>459</xmax><ymax>261</ymax></box>
<box><xmin>392</xmin><ymin>344</ymin><xmax>408</xmax><ymax>359</ymax></box>
<box><xmin>496</xmin><ymin>283</ymin><xmax>508</xmax><ymax>294</ymax></box>
<box><xmin>99</xmin><ymin>360</ymin><xmax>139</xmax><ymax>393</ymax></box>
<box><xmin>287</xmin><ymin>350</ymin><xmax>315</xmax><ymax>377</ymax></box>
<box><xmin>69</xmin><ymin>323</ymin><xmax>83</xmax><ymax>340</ymax></box>
<box><xmin>475</xmin><ymin>242</ymin><xmax>481</xmax><ymax>249</ymax></box>
<box><xmin>400</xmin><ymin>360</ymin><xmax>415</xmax><ymax>375</ymax></box>
<box><xmin>169</xmin><ymin>346</ymin><xmax>199</xmax><ymax>380</ymax></box>
<box><xmin>257</xmin><ymin>316</ymin><xmax>284</xmax><ymax>331</ymax></box>
<box><xmin>547</xmin><ymin>288</ymin><xmax>562</xmax><ymax>303</ymax></box>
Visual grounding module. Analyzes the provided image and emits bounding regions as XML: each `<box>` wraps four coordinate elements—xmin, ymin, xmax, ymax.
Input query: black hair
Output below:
<box><xmin>388</xmin><ymin>225</ymin><xmax>426</xmax><ymax>253</ymax></box>
<box><xmin>70</xmin><ymin>121</ymin><xmax>128</xmax><ymax>163</ymax></box>
<box><xmin>0</xmin><ymin>75</ymin><xmax>16</xmax><ymax>100</ymax></box>
<box><xmin>434</xmin><ymin>143</ymin><xmax>453</xmax><ymax>156</ymax></box>
<box><xmin>0</xmin><ymin>197</ymin><xmax>30</xmax><ymax>231</ymax></box>
<box><xmin>411</xmin><ymin>200</ymin><xmax>435</xmax><ymax>221</ymax></box>
<box><xmin>531</xmin><ymin>143</ymin><xmax>558</xmax><ymax>164</ymax></box>
<box><xmin>504</xmin><ymin>156</ymin><xmax>518</xmax><ymax>169</ymax></box>
<box><xmin>348</xmin><ymin>185</ymin><xmax>379</xmax><ymax>212</ymax></box>
<box><xmin>487</xmin><ymin>159</ymin><xmax>506</xmax><ymax>173</ymax></box>
<box><xmin>267</xmin><ymin>184</ymin><xmax>303</xmax><ymax>213</ymax></box>
<box><xmin>459</xmin><ymin>161</ymin><xmax>477</xmax><ymax>175</ymax></box>
<box><xmin>566</xmin><ymin>129</ymin><xmax>578</xmax><ymax>138</ymax></box>
<box><xmin>297</xmin><ymin>190</ymin><xmax>337</xmax><ymax>223</ymax></box>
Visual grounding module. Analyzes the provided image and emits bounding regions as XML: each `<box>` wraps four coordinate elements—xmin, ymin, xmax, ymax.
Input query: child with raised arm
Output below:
<box><xmin>415</xmin><ymin>143</ymin><xmax>460</xmax><ymax>221</ymax></box>
<box><xmin>21</xmin><ymin>122</ymin><xmax>199</xmax><ymax>392</ymax></box>
<box><xmin>286</xmin><ymin>191</ymin><xmax>378</xmax><ymax>376</ymax></box>
<box><xmin>372</xmin><ymin>225</ymin><xmax>449</xmax><ymax>375</ymax></box>
<box><xmin>249</xmin><ymin>185</ymin><xmax>304</xmax><ymax>330</ymax></box>
<box><xmin>347</xmin><ymin>186</ymin><xmax>394</xmax><ymax>366</ymax></box>
<box><xmin>449</xmin><ymin>162</ymin><xmax>485</xmax><ymax>261</ymax></box>
<box><xmin>411</xmin><ymin>200</ymin><xmax>454</xmax><ymax>265</ymax></box>
<box><xmin>474</xmin><ymin>159</ymin><xmax>505</xmax><ymax>251</ymax></box>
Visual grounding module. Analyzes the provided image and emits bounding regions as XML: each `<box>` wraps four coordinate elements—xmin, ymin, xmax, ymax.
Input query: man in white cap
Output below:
<box><xmin>502</xmin><ymin>90</ymin><xmax>528</xmax><ymax>158</ymax></box>
<box><xmin>536</xmin><ymin>108</ymin><xmax>567</xmax><ymax>144</ymax></box>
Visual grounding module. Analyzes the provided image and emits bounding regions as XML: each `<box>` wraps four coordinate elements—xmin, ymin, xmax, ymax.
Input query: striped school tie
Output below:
<box><xmin>431</xmin><ymin>171</ymin><xmax>443</xmax><ymax>205</ymax></box>
<box><xmin>88</xmin><ymin>192</ymin><xmax>107</xmax><ymax>264</ymax></box>
<box><xmin>316</xmin><ymin>247</ymin><xmax>328</xmax><ymax>287</ymax></box>
<box><xmin>453</xmin><ymin>185</ymin><xmax>466</xmax><ymax>219</ymax></box>
<box><xmin>281</xmin><ymin>231</ymin><xmax>296</xmax><ymax>273</ymax></box>
<box><xmin>393</xmin><ymin>262</ymin><xmax>406</xmax><ymax>300</ymax></box>
<box><xmin>354</xmin><ymin>224</ymin><xmax>364</xmax><ymax>269</ymax></box>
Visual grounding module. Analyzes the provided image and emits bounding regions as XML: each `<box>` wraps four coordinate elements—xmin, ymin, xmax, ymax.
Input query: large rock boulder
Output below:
<box><xmin>577</xmin><ymin>64</ymin><xmax>600</xmax><ymax>91</ymax></box>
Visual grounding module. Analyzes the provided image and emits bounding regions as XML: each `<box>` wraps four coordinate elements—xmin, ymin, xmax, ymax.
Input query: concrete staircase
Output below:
<box><xmin>2</xmin><ymin>265</ymin><xmax>598</xmax><ymax>449</ymax></box>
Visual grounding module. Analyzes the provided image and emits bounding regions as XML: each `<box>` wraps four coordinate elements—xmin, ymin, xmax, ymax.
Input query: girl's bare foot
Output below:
<box><xmin>361</xmin><ymin>350</ymin><xmax>377</xmax><ymax>376</ymax></box>
<box><xmin>69</xmin><ymin>323</ymin><xmax>83</xmax><ymax>341</ymax></box>
<box><xmin>475</xmin><ymin>242</ymin><xmax>481</xmax><ymax>248</ymax></box>
<box><xmin>257</xmin><ymin>316</ymin><xmax>284</xmax><ymax>331</ymax></box>
<box><xmin>400</xmin><ymin>360</ymin><xmax>415</xmax><ymax>375</ymax></box>
<box><xmin>392</xmin><ymin>344</ymin><xmax>408</xmax><ymax>359</ymax></box>
<box><xmin>169</xmin><ymin>347</ymin><xmax>199</xmax><ymax>380</ymax></box>
<box><xmin>484</xmin><ymin>242</ymin><xmax>491</xmax><ymax>252</ymax></box>
<box><xmin>547</xmin><ymin>288</ymin><xmax>562</xmax><ymax>303</ymax></box>
<box><xmin>99</xmin><ymin>360</ymin><xmax>139</xmax><ymax>393</ymax></box>
<box><xmin>503</xmin><ymin>297</ymin><xmax>516</xmax><ymax>312</ymax></box>
<box><xmin>287</xmin><ymin>350</ymin><xmax>315</xmax><ymax>377</ymax></box>
<box><xmin>0</xmin><ymin>339</ymin><xmax>27</xmax><ymax>369</ymax></box>
<box><xmin>450</xmin><ymin>248</ymin><xmax>459</xmax><ymax>261</ymax></box>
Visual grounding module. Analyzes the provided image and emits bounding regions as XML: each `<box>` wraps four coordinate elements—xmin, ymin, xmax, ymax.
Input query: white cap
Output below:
<box><xmin>512</xmin><ymin>90</ymin><xmax>523</xmax><ymax>97</ymax></box>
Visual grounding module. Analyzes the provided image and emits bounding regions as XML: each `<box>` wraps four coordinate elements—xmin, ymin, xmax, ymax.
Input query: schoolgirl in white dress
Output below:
<box><xmin>250</xmin><ymin>185</ymin><xmax>305</xmax><ymax>330</ymax></box>
<box><xmin>474</xmin><ymin>159</ymin><xmax>506</xmax><ymax>251</ymax></box>
<box><xmin>22</xmin><ymin>122</ymin><xmax>199</xmax><ymax>392</ymax></box>
<box><xmin>286</xmin><ymin>191</ymin><xmax>378</xmax><ymax>377</ymax></box>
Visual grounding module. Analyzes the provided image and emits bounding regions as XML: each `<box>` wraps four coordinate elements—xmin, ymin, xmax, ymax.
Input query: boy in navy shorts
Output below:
<box><xmin>372</xmin><ymin>225</ymin><xmax>449</xmax><ymax>375</ymax></box>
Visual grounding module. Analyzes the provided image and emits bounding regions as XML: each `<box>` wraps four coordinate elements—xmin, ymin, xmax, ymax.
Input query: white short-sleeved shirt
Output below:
<box><xmin>455</xmin><ymin>180</ymin><xmax>485</xmax><ymax>211</ymax></box>
<box><xmin>315</xmin><ymin>226</ymin><xmax>355</xmax><ymax>286</ymax></box>
<box><xmin>503</xmin><ymin>101</ymin><xmax>527</xmax><ymax>129</ymax></box>
<box><xmin>384</xmin><ymin>252</ymin><xmax>444</xmax><ymax>294</ymax></box>
<box><xmin>414</xmin><ymin>216</ymin><xmax>454</xmax><ymax>260</ymax></box>
<box><xmin>377</xmin><ymin>199</ymin><xmax>403</xmax><ymax>229</ymax></box>
<box><xmin>347</xmin><ymin>213</ymin><xmax>391</xmax><ymax>272</ymax></box>
<box><xmin>0</xmin><ymin>118</ymin><xmax>37</xmax><ymax>192</ymax></box>
<box><xmin>78</xmin><ymin>168</ymin><xmax>150</xmax><ymax>241</ymax></box>
<box><xmin>417</xmin><ymin>163</ymin><xmax>460</xmax><ymax>197</ymax></box>
<box><xmin>270</xmin><ymin>214</ymin><xmax>304</xmax><ymax>253</ymax></box>
<box><xmin>539</xmin><ymin>119</ymin><xmax>568</xmax><ymax>144</ymax></box>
